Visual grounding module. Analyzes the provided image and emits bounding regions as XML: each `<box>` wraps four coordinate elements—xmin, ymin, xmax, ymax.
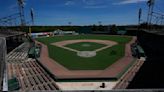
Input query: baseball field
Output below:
<box><xmin>36</xmin><ymin>35</ymin><xmax>132</xmax><ymax>70</ymax></box>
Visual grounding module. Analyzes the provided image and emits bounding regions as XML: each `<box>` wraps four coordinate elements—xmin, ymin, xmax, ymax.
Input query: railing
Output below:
<box><xmin>0</xmin><ymin>37</ymin><xmax>8</xmax><ymax>92</ymax></box>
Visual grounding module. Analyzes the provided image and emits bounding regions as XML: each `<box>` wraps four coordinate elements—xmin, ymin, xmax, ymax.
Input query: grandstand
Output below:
<box><xmin>1</xmin><ymin>0</ymin><xmax>163</xmax><ymax>91</ymax></box>
<box><xmin>1</xmin><ymin>28</ymin><xmax>59</xmax><ymax>91</ymax></box>
<box><xmin>7</xmin><ymin>41</ymin><xmax>59</xmax><ymax>91</ymax></box>
<box><xmin>0</xmin><ymin>29</ymin><xmax>24</xmax><ymax>38</ymax></box>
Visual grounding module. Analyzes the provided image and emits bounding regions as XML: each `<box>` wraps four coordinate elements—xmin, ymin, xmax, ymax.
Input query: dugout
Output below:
<box><xmin>28</xmin><ymin>44</ymin><xmax>41</xmax><ymax>58</ymax></box>
<box><xmin>131</xmin><ymin>43</ymin><xmax>146</xmax><ymax>59</ymax></box>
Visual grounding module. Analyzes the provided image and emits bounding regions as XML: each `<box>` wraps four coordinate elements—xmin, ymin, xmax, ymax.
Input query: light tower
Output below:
<box><xmin>31</xmin><ymin>8</ymin><xmax>34</xmax><ymax>25</ymax></box>
<box><xmin>98</xmin><ymin>21</ymin><xmax>102</xmax><ymax>26</ymax></box>
<box><xmin>137</xmin><ymin>8</ymin><xmax>142</xmax><ymax>36</ymax></box>
<box><xmin>138</xmin><ymin>8</ymin><xmax>142</xmax><ymax>25</ymax></box>
<box><xmin>29</xmin><ymin>8</ymin><xmax>34</xmax><ymax>35</ymax></box>
<box><xmin>68</xmin><ymin>22</ymin><xmax>72</xmax><ymax>26</ymax></box>
<box><xmin>17</xmin><ymin>0</ymin><xmax>26</xmax><ymax>26</ymax></box>
<box><xmin>147</xmin><ymin>0</ymin><xmax>155</xmax><ymax>25</ymax></box>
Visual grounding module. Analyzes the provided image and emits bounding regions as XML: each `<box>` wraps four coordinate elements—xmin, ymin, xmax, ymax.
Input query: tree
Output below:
<box><xmin>110</xmin><ymin>24</ymin><xmax>118</xmax><ymax>34</ymax></box>
<box><xmin>91</xmin><ymin>24</ymin><xmax>97</xmax><ymax>31</ymax></box>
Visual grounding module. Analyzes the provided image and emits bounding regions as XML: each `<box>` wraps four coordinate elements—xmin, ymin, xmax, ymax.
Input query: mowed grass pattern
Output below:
<box><xmin>36</xmin><ymin>35</ymin><xmax>132</xmax><ymax>70</ymax></box>
<box><xmin>65</xmin><ymin>42</ymin><xmax>107</xmax><ymax>51</ymax></box>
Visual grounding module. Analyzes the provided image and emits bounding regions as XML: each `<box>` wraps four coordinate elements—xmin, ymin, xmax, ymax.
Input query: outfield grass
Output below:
<box><xmin>36</xmin><ymin>35</ymin><xmax>131</xmax><ymax>44</ymax></box>
<box><xmin>36</xmin><ymin>35</ymin><xmax>132</xmax><ymax>70</ymax></box>
<box><xmin>65</xmin><ymin>42</ymin><xmax>107</xmax><ymax>51</ymax></box>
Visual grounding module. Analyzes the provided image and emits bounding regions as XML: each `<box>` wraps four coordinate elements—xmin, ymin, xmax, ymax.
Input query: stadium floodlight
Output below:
<box><xmin>18</xmin><ymin>0</ymin><xmax>25</xmax><ymax>8</ymax></box>
<box><xmin>98</xmin><ymin>21</ymin><xmax>102</xmax><ymax>25</ymax></box>
<box><xmin>30</xmin><ymin>8</ymin><xmax>34</xmax><ymax>25</ymax></box>
<box><xmin>147</xmin><ymin>0</ymin><xmax>155</xmax><ymax>26</ymax></box>
<box><xmin>147</xmin><ymin>0</ymin><xmax>155</xmax><ymax>7</ymax></box>
<box><xmin>68</xmin><ymin>22</ymin><xmax>72</xmax><ymax>26</ymax></box>
<box><xmin>138</xmin><ymin>8</ymin><xmax>142</xmax><ymax>24</ymax></box>
<box><xmin>17</xmin><ymin>0</ymin><xmax>26</xmax><ymax>26</ymax></box>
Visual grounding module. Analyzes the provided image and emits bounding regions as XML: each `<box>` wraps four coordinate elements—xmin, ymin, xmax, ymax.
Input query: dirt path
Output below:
<box><xmin>51</xmin><ymin>39</ymin><xmax>117</xmax><ymax>53</ymax></box>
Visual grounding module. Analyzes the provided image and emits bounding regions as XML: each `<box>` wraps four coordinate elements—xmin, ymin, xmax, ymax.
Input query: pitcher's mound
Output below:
<box><xmin>81</xmin><ymin>44</ymin><xmax>91</xmax><ymax>47</ymax></box>
<box><xmin>77</xmin><ymin>51</ymin><xmax>96</xmax><ymax>58</ymax></box>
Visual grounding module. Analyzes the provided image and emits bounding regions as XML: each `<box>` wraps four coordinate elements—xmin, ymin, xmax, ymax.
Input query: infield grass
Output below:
<box><xmin>65</xmin><ymin>42</ymin><xmax>107</xmax><ymax>51</ymax></box>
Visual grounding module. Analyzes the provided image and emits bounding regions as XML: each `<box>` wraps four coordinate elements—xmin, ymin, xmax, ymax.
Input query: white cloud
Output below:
<box><xmin>84</xmin><ymin>5</ymin><xmax>107</xmax><ymax>9</ymax></box>
<box><xmin>83</xmin><ymin>0</ymin><xmax>97</xmax><ymax>5</ymax></box>
<box><xmin>82</xmin><ymin>0</ymin><xmax>108</xmax><ymax>9</ymax></box>
<box><xmin>113</xmin><ymin>0</ymin><xmax>148</xmax><ymax>5</ymax></box>
<box><xmin>83</xmin><ymin>0</ymin><xmax>105</xmax><ymax>5</ymax></box>
<box><xmin>65</xmin><ymin>1</ymin><xmax>75</xmax><ymax>6</ymax></box>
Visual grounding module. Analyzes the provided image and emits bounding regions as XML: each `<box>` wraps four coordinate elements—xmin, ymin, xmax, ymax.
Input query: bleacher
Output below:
<box><xmin>7</xmin><ymin>42</ymin><xmax>29</xmax><ymax>63</ymax></box>
<box><xmin>113</xmin><ymin>59</ymin><xmax>144</xmax><ymax>89</ymax></box>
<box><xmin>7</xmin><ymin>42</ymin><xmax>59</xmax><ymax>91</ymax></box>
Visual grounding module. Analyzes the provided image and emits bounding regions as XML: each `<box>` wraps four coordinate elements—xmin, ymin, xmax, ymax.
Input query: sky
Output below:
<box><xmin>0</xmin><ymin>0</ymin><xmax>164</xmax><ymax>26</ymax></box>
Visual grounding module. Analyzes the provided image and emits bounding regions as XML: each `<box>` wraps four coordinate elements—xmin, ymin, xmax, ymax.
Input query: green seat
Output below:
<box><xmin>8</xmin><ymin>78</ymin><xmax>20</xmax><ymax>91</ymax></box>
